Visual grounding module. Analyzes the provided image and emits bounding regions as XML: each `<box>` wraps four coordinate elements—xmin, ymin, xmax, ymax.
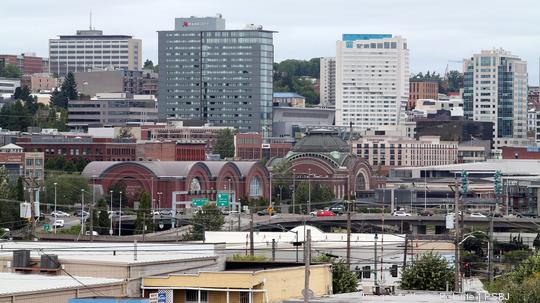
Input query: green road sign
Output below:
<box><xmin>217</xmin><ymin>193</ymin><xmax>230</xmax><ymax>207</ymax></box>
<box><xmin>192</xmin><ymin>198</ymin><xmax>208</xmax><ymax>207</ymax></box>
<box><xmin>43</xmin><ymin>223</ymin><xmax>50</xmax><ymax>232</ymax></box>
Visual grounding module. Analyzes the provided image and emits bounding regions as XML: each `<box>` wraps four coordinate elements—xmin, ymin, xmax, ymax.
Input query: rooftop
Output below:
<box><xmin>292</xmin><ymin>129</ymin><xmax>350</xmax><ymax>153</ymax></box>
<box><xmin>0</xmin><ymin>272</ymin><xmax>122</xmax><ymax>296</ymax></box>
<box><xmin>395</xmin><ymin>159</ymin><xmax>540</xmax><ymax>176</ymax></box>
<box><xmin>0</xmin><ymin>242</ymin><xmax>217</xmax><ymax>265</ymax></box>
<box><xmin>273</xmin><ymin>92</ymin><xmax>305</xmax><ymax>99</ymax></box>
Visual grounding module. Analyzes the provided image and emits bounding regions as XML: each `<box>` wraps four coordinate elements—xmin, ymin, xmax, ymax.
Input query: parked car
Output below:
<box><xmin>469</xmin><ymin>212</ymin><xmax>487</xmax><ymax>218</ymax></box>
<box><xmin>52</xmin><ymin>219</ymin><xmax>64</xmax><ymax>228</ymax></box>
<box><xmin>326</xmin><ymin>204</ymin><xmax>346</xmax><ymax>215</ymax></box>
<box><xmin>309</xmin><ymin>209</ymin><xmax>320</xmax><ymax>216</ymax></box>
<box><xmin>392</xmin><ymin>211</ymin><xmax>412</xmax><ymax>217</ymax></box>
<box><xmin>51</xmin><ymin>210</ymin><xmax>70</xmax><ymax>217</ymax></box>
<box><xmin>74</xmin><ymin>210</ymin><xmax>89</xmax><ymax>217</ymax></box>
<box><xmin>85</xmin><ymin>230</ymin><xmax>99</xmax><ymax>236</ymax></box>
<box><xmin>419</xmin><ymin>209</ymin><xmax>434</xmax><ymax>216</ymax></box>
<box><xmin>257</xmin><ymin>208</ymin><xmax>276</xmax><ymax>216</ymax></box>
<box><xmin>316</xmin><ymin>210</ymin><xmax>336</xmax><ymax>217</ymax></box>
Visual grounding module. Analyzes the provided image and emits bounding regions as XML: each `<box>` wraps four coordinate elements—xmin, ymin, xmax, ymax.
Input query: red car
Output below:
<box><xmin>316</xmin><ymin>210</ymin><xmax>336</xmax><ymax>217</ymax></box>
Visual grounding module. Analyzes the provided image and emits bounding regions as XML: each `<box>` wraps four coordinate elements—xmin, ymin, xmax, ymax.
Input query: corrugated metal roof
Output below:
<box><xmin>0</xmin><ymin>272</ymin><xmax>122</xmax><ymax>296</ymax></box>
<box><xmin>0</xmin><ymin>242</ymin><xmax>217</xmax><ymax>265</ymax></box>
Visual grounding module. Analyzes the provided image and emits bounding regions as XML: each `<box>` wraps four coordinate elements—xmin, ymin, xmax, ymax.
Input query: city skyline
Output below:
<box><xmin>2</xmin><ymin>0</ymin><xmax>540</xmax><ymax>83</ymax></box>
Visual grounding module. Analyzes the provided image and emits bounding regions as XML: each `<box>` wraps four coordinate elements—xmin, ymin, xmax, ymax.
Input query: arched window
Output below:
<box><xmin>249</xmin><ymin>176</ymin><xmax>262</xmax><ymax>197</ymax></box>
<box><xmin>356</xmin><ymin>173</ymin><xmax>366</xmax><ymax>192</ymax></box>
<box><xmin>190</xmin><ymin>177</ymin><xmax>202</xmax><ymax>192</ymax></box>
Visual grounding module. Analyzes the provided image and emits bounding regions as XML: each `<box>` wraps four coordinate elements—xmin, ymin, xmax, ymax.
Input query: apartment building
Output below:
<box><xmin>320</xmin><ymin>57</ymin><xmax>336</xmax><ymax>106</ymax></box>
<box><xmin>49</xmin><ymin>29</ymin><xmax>142</xmax><ymax>76</ymax></box>
<box><xmin>463</xmin><ymin>49</ymin><xmax>528</xmax><ymax>146</ymax></box>
<box><xmin>336</xmin><ymin>34</ymin><xmax>409</xmax><ymax>130</ymax></box>
<box><xmin>355</xmin><ymin>136</ymin><xmax>458</xmax><ymax>170</ymax></box>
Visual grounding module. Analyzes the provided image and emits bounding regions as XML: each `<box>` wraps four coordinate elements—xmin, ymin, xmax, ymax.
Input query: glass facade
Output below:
<box><xmin>159</xmin><ymin>26</ymin><xmax>274</xmax><ymax>134</ymax></box>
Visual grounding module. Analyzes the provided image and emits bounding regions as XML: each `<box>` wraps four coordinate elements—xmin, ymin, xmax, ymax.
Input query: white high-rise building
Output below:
<box><xmin>320</xmin><ymin>57</ymin><xmax>336</xmax><ymax>106</ymax></box>
<box><xmin>335</xmin><ymin>34</ymin><xmax>409</xmax><ymax>130</ymax></box>
<box><xmin>49</xmin><ymin>29</ymin><xmax>142</xmax><ymax>76</ymax></box>
<box><xmin>463</xmin><ymin>49</ymin><xmax>528</xmax><ymax>146</ymax></box>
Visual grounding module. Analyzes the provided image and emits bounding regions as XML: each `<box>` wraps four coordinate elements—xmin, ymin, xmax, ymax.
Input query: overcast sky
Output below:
<box><xmin>2</xmin><ymin>0</ymin><xmax>540</xmax><ymax>84</ymax></box>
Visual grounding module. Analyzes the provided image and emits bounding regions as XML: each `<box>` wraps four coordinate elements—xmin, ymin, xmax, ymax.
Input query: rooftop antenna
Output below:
<box><xmin>89</xmin><ymin>10</ymin><xmax>93</xmax><ymax>30</ymax></box>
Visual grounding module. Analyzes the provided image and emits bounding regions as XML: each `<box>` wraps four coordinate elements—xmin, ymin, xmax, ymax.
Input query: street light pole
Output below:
<box><xmin>119</xmin><ymin>191</ymin><xmax>122</xmax><ymax>236</ymax></box>
<box><xmin>308</xmin><ymin>168</ymin><xmax>311</xmax><ymax>214</ymax></box>
<box><xmin>109</xmin><ymin>190</ymin><xmax>113</xmax><ymax>235</ymax></box>
<box><xmin>292</xmin><ymin>169</ymin><xmax>296</xmax><ymax>215</ymax></box>
<box><xmin>54</xmin><ymin>182</ymin><xmax>57</xmax><ymax>234</ymax></box>
<box><xmin>81</xmin><ymin>189</ymin><xmax>85</xmax><ymax>234</ymax></box>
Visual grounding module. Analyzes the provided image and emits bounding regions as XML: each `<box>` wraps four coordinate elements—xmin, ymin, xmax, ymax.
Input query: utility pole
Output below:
<box><xmin>308</xmin><ymin>168</ymin><xmax>311</xmax><ymax>214</ymax></box>
<box><xmin>346</xmin><ymin>201</ymin><xmax>351</xmax><ymax>266</ymax></box>
<box><xmin>119</xmin><ymin>191</ymin><xmax>122</xmax><ymax>236</ymax></box>
<box><xmin>292</xmin><ymin>169</ymin><xmax>296</xmax><ymax>214</ymax></box>
<box><xmin>303</xmin><ymin>229</ymin><xmax>311</xmax><ymax>303</ymax></box>
<box><xmin>272</xmin><ymin>239</ymin><xmax>276</xmax><ymax>261</ymax></box>
<box><xmin>81</xmin><ymin>189</ymin><xmax>85</xmax><ymax>235</ymax></box>
<box><xmin>403</xmin><ymin>234</ymin><xmax>408</xmax><ymax>268</ymax></box>
<box><xmin>25</xmin><ymin>177</ymin><xmax>37</xmax><ymax>240</ymax></box>
<box><xmin>454</xmin><ymin>176</ymin><xmax>461</xmax><ymax>293</ymax></box>
<box><xmin>374</xmin><ymin>233</ymin><xmax>378</xmax><ymax>287</ymax></box>
<box><xmin>90</xmin><ymin>179</ymin><xmax>95</xmax><ymax>242</ymax></box>
<box><xmin>249</xmin><ymin>210</ymin><xmax>254</xmax><ymax>256</ymax></box>
<box><xmin>488</xmin><ymin>209</ymin><xmax>494</xmax><ymax>282</ymax></box>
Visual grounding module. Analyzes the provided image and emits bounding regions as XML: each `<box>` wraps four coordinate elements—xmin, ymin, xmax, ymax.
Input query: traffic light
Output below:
<box><xmin>460</xmin><ymin>170</ymin><xmax>469</xmax><ymax>194</ymax></box>
<box><xmin>494</xmin><ymin>170</ymin><xmax>503</xmax><ymax>198</ymax></box>
<box><xmin>464</xmin><ymin>262</ymin><xmax>471</xmax><ymax>277</ymax></box>
<box><xmin>390</xmin><ymin>264</ymin><xmax>398</xmax><ymax>277</ymax></box>
<box><xmin>362</xmin><ymin>266</ymin><xmax>371</xmax><ymax>279</ymax></box>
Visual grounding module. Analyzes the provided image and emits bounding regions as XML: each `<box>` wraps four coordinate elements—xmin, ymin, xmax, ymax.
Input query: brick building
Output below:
<box><xmin>82</xmin><ymin>161</ymin><xmax>270</xmax><ymax>209</ymax></box>
<box><xmin>234</xmin><ymin>133</ymin><xmax>293</xmax><ymax>161</ymax></box>
<box><xmin>146</xmin><ymin>125</ymin><xmax>234</xmax><ymax>154</ymax></box>
<box><xmin>135</xmin><ymin>140</ymin><xmax>206</xmax><ymax>161</ymax></box>
<box><xmin>502</xmin><ymin>146</ymin><xmax>540</xmax><ymax>160</ymax></box>
<box><xmin>0</xmin><ymin>143</ymin><xmax>44</xmax><ymax>182</ymax></box>
<box><xmin>16</xmin><ymin>136</ymin><xmax>206</xmax><ymax>163</ymax></box>
<box><xmin>0</xmin><ymin>53</ymin><xmax>45</xmax><ymax>75</ymax></box>
<box><xmin>409</xmin><ymin>80</ymin><xmax>438</xmax><ymax>109</ymax></box>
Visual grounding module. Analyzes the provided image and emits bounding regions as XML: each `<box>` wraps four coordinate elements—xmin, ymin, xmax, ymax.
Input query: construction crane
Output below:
<box><xmin>445</xmin><ymin>60</ymin><xmax>463</xmax><ymax>79</ymax></box>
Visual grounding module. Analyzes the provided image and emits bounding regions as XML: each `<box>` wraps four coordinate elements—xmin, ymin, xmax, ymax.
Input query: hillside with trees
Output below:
<box><xmin>273</xmin><ymin>58</ymin><xmax>320</xmax><ymax>105</ymax></box>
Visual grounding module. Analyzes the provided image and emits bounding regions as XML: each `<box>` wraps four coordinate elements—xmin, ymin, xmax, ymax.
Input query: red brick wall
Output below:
<box><xmin>502</xmin><ymin>147</ymin><xmax>540</xmax><ymax>159</ymax></box>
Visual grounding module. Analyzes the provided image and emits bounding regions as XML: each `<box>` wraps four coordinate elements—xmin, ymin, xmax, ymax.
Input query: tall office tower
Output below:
<box><xmin>158</xmin><ymin>15</ymin><xmax>274</xmax><ymax>134</ymax></box>
<box><xmin>49</xmin><ymin>29</ymin><xmax>142</xmax><ymax>76</ymax></box>
<box><xmin>320</xmin><ymin>57</ymin><xmax>336</xmax><ymax>106</ymax></box>
<box><xmin>335</xmin><ymin>34</ymin><xmax>409</xmax><ymax>130</ymax></box>
<box><xmin>463</xmin><ymin>49</ymin><xmax>528</xmax><ymax>145</ymax></box>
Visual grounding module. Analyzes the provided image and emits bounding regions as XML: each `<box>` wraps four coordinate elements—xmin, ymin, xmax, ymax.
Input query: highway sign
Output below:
<box><xmin>192</xmin><ymin>198</ymin><xmax>208</xmax><ymax>207</ymax></box>
<box><xmin>217</xmin><ymin>193</ymin><xmax>230</xmax><ymax>207</ymax></box>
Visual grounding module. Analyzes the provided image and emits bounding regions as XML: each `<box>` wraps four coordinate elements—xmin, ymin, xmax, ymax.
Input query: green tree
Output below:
<box><xmin>95</xmin><ymin>198</ymin><xmax>111</xmax><ymax>235</ymax></box>
<box><xmin>313</xmin><ymin>254</ymin><xmax>358</xmax><ymax>293</ymax></box>
<box><xmin>271</xmin><ymin>161</ymin><xmax>292</xmax><ymax>202</ymax></box>
<box><xmin>51</xmin><ymin>72</ymin><xmax>78</xmax><ymax>108</ymax></box>
<box><xmin>134</xmin><ymin>191</ymin><xmax>153</xmax><ymax>234</ymax></box>
<box><xmin>0</xmin><ymin>64</ymin><xmax>22</xmax><ymax>78</ymax></box>
<box><xmin>117</xmin><ymin>127</ymin><xmax>133</xmax><ymax>139</ymax></box>
<box><xmin>0</xmin><ymin>169</ymin><xmax>26</xmax><ymax>230</ymax></box>
<box><xmin>143</xmin><ymin>59</ymin><xmax>154</xmax><ymax>69</ymax></box>
<box><xmin>213</xmin><ymin>129</ymin><xmax>235</xmax><ymax>159</ymax></box>
<box><xmin>294</xmin><ymin>182</ymin><xmax>335</xmax><ymax>211</ymax></box>
<box><xmin>447</xmin><ymin>70</ymin><xmax>464</xmax><ymax>93</ymax></box>
<box><xmin>185</xmin><ymin>204</ymin><xmax>224</xmax><ymax>240</ymax></box>
<box><xmin>534</xmin><ymin>233</ymin><xmax>540</xmax><ymax>251</ymax></box>
<box><xmin>400</xmin><ymin>252</ymin><xmax>454</xmax><ymax>291</ymax></box>
<box><xmin>0</xmin><ymin>100</ymin><xmax>33</xmax><ymax>131</ymax></box>
<box><xmin>44</xmin><ymin>174</ymin><xmax>90</xmax><ymax>211</ymax></box>
<box><xmin>273</xmin><ymin>58</ymin><xmax>320</xmax><ymax>105</ymax></box>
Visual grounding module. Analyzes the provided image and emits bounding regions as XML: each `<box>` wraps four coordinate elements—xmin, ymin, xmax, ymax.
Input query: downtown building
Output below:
<box><xmin>463</xmin><ymin>49</ymin><xmax>528</xmax><ymax>147</ymax></box>
<box><xmin>335</xmin><ymin>34</ymin><xmax>409</xmax><ymax>130</ymax></box>
<box><xmin>49</xmin><ymin>29</ymin><xmax>142</xmax><ymax>76</ymax></box>
<box><xmin>319</xmin><ymin>57</ymin><xmax>336</xmax><ymax>106</ymax></box>
<box><xmin>158</xmin><ymin>15</ymin><xmax>274</xmax><ymax>135</ymax></box>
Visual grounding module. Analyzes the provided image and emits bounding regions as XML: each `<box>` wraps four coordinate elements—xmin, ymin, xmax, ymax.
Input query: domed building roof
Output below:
<box><xmin>292</xmin><ymin>129</ymin><xmax>350</xmax><ymax>153</ymax></box>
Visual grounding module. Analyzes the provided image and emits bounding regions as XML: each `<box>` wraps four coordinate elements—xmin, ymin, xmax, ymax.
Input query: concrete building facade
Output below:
<box><xmin>20</xmin><ymin>73</ymin><xmax>58</xmax><ymax>92</ymax></box>
<box><xmin>271</xmin><ymin>106</ymin><xmax>335</xmax><ymax>138</ymax></box>
<box><xmin>336</xmin><ymin>34</ymin><xmax>409</xmax><ymax>130</ymax></box>
<box><xmin>68</xmin><ymin>93</ymin><xmax>157</xmax><ymax>129</ymax></box>
<box><xmin>75</xmin><ymin>69</ymin><xmax>144</xmax><ymax>96</ymax></box>
<box><xmin>319</xmin><ymin>57</ymin><xmax>336</xmax><ymax>106</ymax></box>
<box><xmin>158</xmin><ymin>16</ymin><xmax>274</xmax><ymax>134</ymax></box>
<box><xmin>463</xmin><ymin>49</ymin><xmax>528</xmax><ymax>145</ymax></box>
<box><xmin>272</xmin><ymin>92</ymin><xmax>305</xmax><ymax>108</ymax></box>
<box><xmin>354</xmin><ymin>136</ymin><xmax>458</xmax><ymax>169</ymax></box>
<box><xmin>0</xmin><ymin>78</ymin><xmax>20</xmax><ymax>95</ymax></box>
<box><xmin>49</xmin><ymin>29</ymin><xmax>142</xmax><ymax>76</ymax></box>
